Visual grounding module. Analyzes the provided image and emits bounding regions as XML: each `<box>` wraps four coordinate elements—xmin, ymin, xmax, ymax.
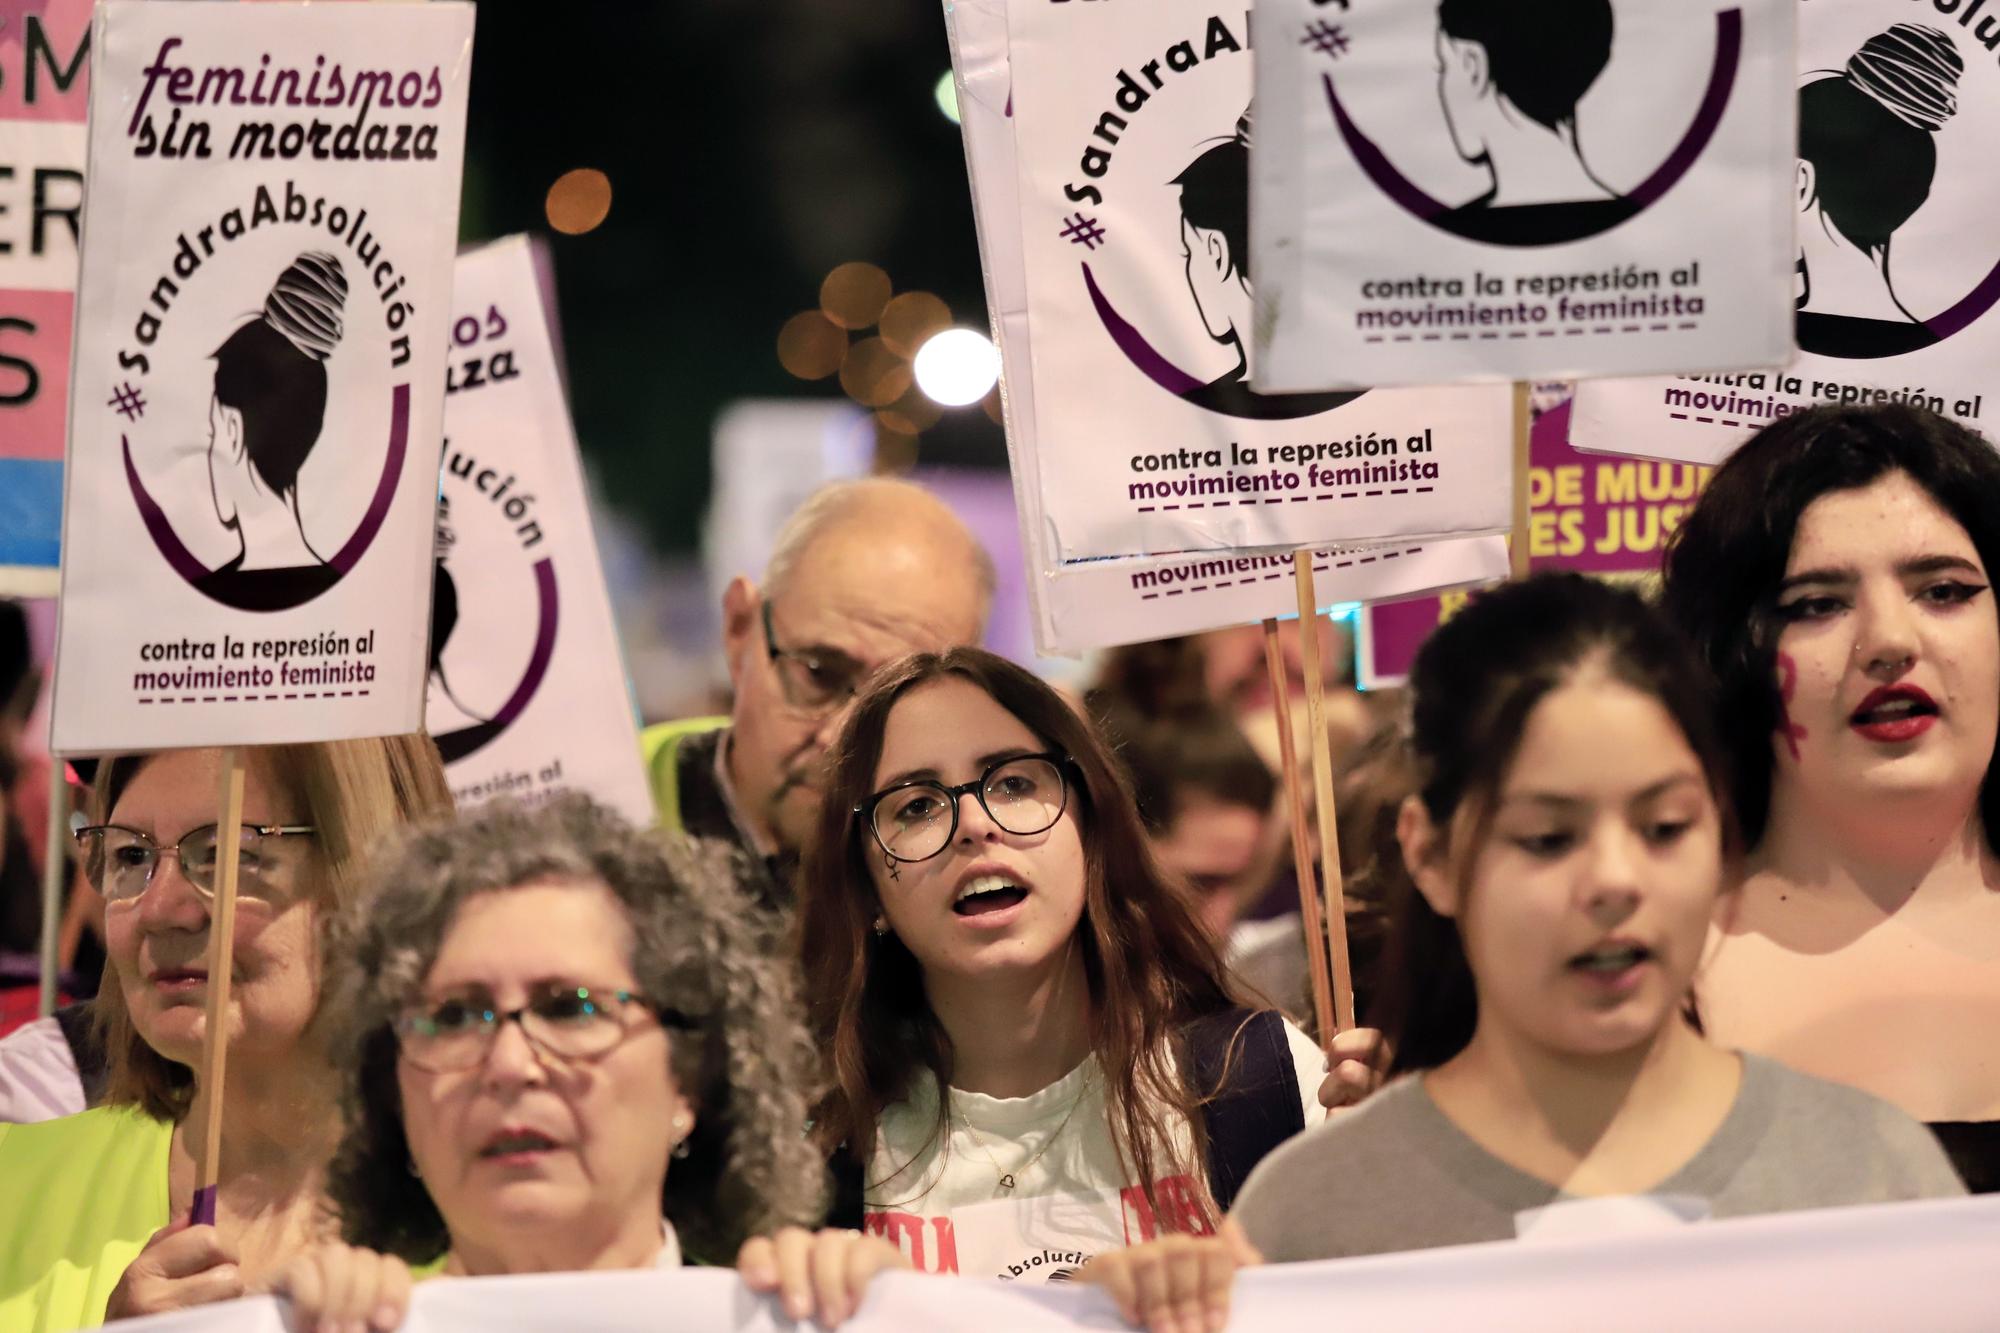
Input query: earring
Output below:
<box><xmin>872</xmin><ymin>914</ymin><xmax>889</xmax><ymax>937</ymax></box>
<box><xmin>671</xmin><ymin>1113</ymin><xmax>693</xmax><ymax>1159</ymax></box>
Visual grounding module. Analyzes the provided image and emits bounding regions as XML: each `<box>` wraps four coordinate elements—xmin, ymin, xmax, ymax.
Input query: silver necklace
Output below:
<box><xmin>953</xmin><ymin>1070</ymin><xmax>1091</xmax><ymax>1193</ymax></box>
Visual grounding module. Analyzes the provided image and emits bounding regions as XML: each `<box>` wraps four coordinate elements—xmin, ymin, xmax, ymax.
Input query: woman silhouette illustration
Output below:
<box><xmin>1796</xmin><ymin>25</ymin><xmax>1963</xmax><ymax>359</ymax></box>
<box><xmin>1434</xmin><ymin>0</ymin><xmax>1636</xmax><ymax>245</ymax></box>
<box><xmin>194</xmin><ymin>251</ymin><xmax>348</xmax><ymax>611</ymax></box>
<box><xmin>427</xmin><ymin>493</ymin><xmax>492</xmax><ymax>733</ymax></box>
<box><xmin>1174</xmin><ymin>112</ymin><xmax>1356</xmax><ymax>419</ymax></box>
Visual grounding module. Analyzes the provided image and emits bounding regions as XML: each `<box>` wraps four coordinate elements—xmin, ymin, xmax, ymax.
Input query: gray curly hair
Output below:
<box><xmin>321</xmin><ymin>793</ymin><xmax>825</xmax><ymax>1264</ymax></box>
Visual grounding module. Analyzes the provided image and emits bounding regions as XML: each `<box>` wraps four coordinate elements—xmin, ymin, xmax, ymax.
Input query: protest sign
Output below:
<box><xmin>955</xmin><ymin>0</ymin><xmax>1513</xmax><ymax>570</ymax></box>
<box><xmin>48</xmin><ymin>1</ymin><xmax>474</xmax><ymax>753</ymax></box>
<box><xmin>1574</xmin><ymin>3</ymin><xmax>2000</xmax><ymax>464</ymax></box>
<box><xmin>1251</xmin><ymin>0</ymin><xmax>1797</xmax><ymax>392</ymax></box>
<box><xmin>98</xmin><ymin>1195</ymin><xmax>2000</xmax><ymax>1333</ymax></box>
<box><xmin>1359</xmin><ymin>389</ymin><xmax>1707</xmax><ymax>686</ymax></box>
<box><xmin>432</xmin><ymin>237</ymin><xmax>650</xmax><ymax>823</ymax></box>
<box><xmin>0</xmin><ymin>0</ymin><xmax>90</xmax><ymax>594</ymax></box>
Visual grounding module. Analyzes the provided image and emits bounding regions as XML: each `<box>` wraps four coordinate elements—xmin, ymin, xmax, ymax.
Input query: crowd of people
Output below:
<box><xmin>0</xmin><ymin>402</ymin><xmax>1994</xmax><ymax>1331</ymax></box>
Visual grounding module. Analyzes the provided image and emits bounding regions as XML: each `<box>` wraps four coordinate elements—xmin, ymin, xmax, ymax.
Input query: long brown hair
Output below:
<box><xmin>799</xmin><ymin>648</ymin><xmax>1242</xmax><ymax>1222</ymax></box>
<box><xmin>90</xmin><ymin>735</ymin><xmax>454</xmax><ymax>1121</ymax></box>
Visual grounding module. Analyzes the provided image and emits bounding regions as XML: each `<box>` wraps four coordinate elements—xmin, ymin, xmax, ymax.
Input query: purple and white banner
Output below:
<box><xmin>1573</xmin><ymin>0</ymin><xmax>2000</xmax><ymax>464</ymax></box>
<box><xmin>431</xmin><ymin>237</ymin><xmax>650</xmax><ymax>824</ymax></box>
<box><xmin>1252</xmin><ymin>0</ymin><xmax>1797</xmax><ymax>391</ymax></box>
<box><xmin>951</xmin><ymin>0</ymin><xmax>1512</xmax><ymax>573</ymax></box>
<box><xmin>50</xmin><ymin>1</ymin><xmax>474</xmax><ymax>752</ymax></box>
<box><xmin>99</xmin><ymin>1195</ymin><xmax>2000</xmax><ymax>1332</ymax></box>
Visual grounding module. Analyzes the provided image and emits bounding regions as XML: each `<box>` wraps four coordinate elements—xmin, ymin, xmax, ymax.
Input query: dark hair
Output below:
<box><xmin>1374</xmin><ymin>574</ymin><xmax>1738</xmax><ymax>1073</ymax></box>
<box><xmin>801</xmin><ymin>647</ymin><xmax>1244</xmax><ymax>1224</ymax></box>
<box><xmin>1660</xmin><ymin>403</ymin><xmax>2000</xmax><ymax>852</ymax></box>
<box><xmin>1173</xmin><ymin>116</ymin><xmax>1251</xmax><ymax>282</ymax></box>
<box><xmin>211</xmin><ymin>319</ymin><xmax>329</xmax><ymax>498</ymax></box>
<box><xmin>1800</xmin><ymin>25</ymin><xmax>1962</xmax><ymax>258</ymax></box>
<box><xmin>324</xmin><ymin>794</ymin><xmax>823</xmax><ymax>1266</ymax></box>
<box><xmin>0</xmin><ymin>599</ymin><xmax>30</xmax><ymax>723</ymax></box>
<box><xmin>1090</xmin><ymin>697</ymin><xmax>1275</xmax><ymax>831</ymax></box>
<box><xmin>1438</xmin><ymin>0</ymin><xmax>1614</xmax><ymax>131</ymax></box>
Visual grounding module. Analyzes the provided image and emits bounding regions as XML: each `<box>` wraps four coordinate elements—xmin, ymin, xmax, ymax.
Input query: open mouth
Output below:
<box><xmin>1850</xmin><ymin>686</ymin><xmax>1939</xmax><ymax>739</ymax></box>
<box><xmin>953</xmin><ymin>874</ymin><xmax>1029</xmax><ymax>918</ymax></box>
<box><xmin>1568</xmin><ymin>943</ymin><xmax>1651</xmax><ymax>975</ymax></box>
<box><xmin>479</xmin><ymin>1129</ymin><xmax>558</xmax><ymax>1159</ymax></box>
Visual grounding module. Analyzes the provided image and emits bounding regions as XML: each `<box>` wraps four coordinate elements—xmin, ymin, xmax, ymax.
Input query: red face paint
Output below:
<box><xmin>1775</xmin><ymin>652</ymin><xmax>1809</xmax><ymax>762</ymax></box>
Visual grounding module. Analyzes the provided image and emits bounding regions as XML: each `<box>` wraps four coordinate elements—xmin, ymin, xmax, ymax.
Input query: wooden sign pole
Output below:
<box><xmin>1293</xmin><ymin>551</ymin><xmax>1356</xmax><ymax>1032</ymax></box>
<box><xmin>1262</xmin><ymin>618</ymin><xmax>1337</xmax><ymax>1043</ymax></box>
<box><xmin>191</xmin><ymin>748</ymin><xmax>246</xmax><ymax>1226</ymax></box>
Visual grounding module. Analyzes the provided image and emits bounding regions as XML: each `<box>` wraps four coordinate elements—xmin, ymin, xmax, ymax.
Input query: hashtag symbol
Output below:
<box><xmin>1301</xmin><ymin>21</ymin><xmax>1350</xmax><ymax>58</ymax></box>
<box><xmin>108</xmin><ymin>382</ymin><xmax>147</xmax><ymax>421</ymax></box>
<box><xmin>1059</xmin><ymin>214</ymin><xmax>1107</xmax><ymax>251</ymax></box>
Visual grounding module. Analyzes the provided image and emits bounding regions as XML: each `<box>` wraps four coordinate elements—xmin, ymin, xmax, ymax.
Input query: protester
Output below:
<box><xmin>753</xmin><ymin>645</ymin><xmax>1324</xmax><ymax>1324</ymax></box>
<box><xmin>640</xmin><ymin>479</ymin><xmax>994</xmax><ymax>926</ymax></box>
<box><xmin>1080</xmin><ymin>576</ymin><xmax>1963</xmax><ymax>1332</ymax></box>
<box><xmin>0</xmin><ymin>737</ymin><xmax>451</xmax><ymax>1330</ymax></box>
<box><xmin>268</xmin><ymin>794</ymin><xmax>854</xmax><ymax>1330</ymax></box>
<box><xmin>1662</xmin><ymin>403</ymin><xmax>2000</xmax><ymax>1192</ymax></box>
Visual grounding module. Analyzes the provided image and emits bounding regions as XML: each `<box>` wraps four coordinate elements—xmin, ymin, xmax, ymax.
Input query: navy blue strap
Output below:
<box><xmin>1184</xmin><ymin>1008</ymin><xmax>1305</xmax><ymax>1213</ymax></box>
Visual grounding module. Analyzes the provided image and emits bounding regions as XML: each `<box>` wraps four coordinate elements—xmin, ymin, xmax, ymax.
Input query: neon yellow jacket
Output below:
<box><xmin>639</xmin><ymin>716</ymin><xmax>729</xmax><ymax>836</ymax></box>
<box><xmin>0</xmin><ymin>1106</ymin><xmax>170</xmax><ymax>1333</ymax></box>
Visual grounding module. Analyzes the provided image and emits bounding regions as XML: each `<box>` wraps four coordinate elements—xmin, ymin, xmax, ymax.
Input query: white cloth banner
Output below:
<box><xmin>103</xmin><ymin>1195</ymin><xmax>2000</xmax><ymax>1332</ymax></box>
<box><xmin>951</xmin><ymin>0</ymin><xmax>1512</xmax><ymax>574</ymax></box>
<box><xmin>1574</xmin><ymin>0</ymin><xmax>2000</xmax><ymax>465</ymax></box>
<box><xmin>50</xmin><ymin>1</ymin><xmax>474</xmax><ymax>752</ymax></box>
<box><xmin>430</xmin><ymin>236</ymin><xmax>651</xmax><ymax>824</ymax></box>
<box><xmin>1252</xmin><ymin>0</ymin><xmax>1797</xmax><ymax>392</ymax></box>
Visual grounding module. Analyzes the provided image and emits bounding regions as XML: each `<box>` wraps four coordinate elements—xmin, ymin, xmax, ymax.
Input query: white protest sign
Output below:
<box><xmin>1573</xmin><ymin>3</ymin><xmax>2000</xmax><ymax>464</ymax></box>
<box><xmin>1252</xmin><ymin>0</ymin><xmax>1797</xmax><ymax>391</ymax></box>
<box><xmin>101</xmin><ymin>1195</ymin><xmax>2000</xmax><ymax>1333</ymax></box>
<box><xmin>431</xmin><ymin>237</ymin><xmax>650</xmax><ymax>824</ymax></box>
<box><xmin>974</xmin><ymin>0</ymin><xmax>1511</xmax><ymax>568</ymax></box>
<box><xmin>1038</xmin><ymin>535</ymin><xmax>1509</xmax><ymax>656</ymax></box>
<box><xmin>49</xmin><ymin>1</ymin><xmax>473</xmax><ymax>754</ymax></box>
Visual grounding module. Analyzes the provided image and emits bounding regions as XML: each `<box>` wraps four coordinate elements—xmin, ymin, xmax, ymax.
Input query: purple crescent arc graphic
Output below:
<box><xmin>1325</xmin><ymin>9</ymin><xmax>1744</xmax><ymax>246</ymax></box>
<box><xmin>124</xmin><ymin>383</ymin><xmax>411</xmax><ymax>611</ymax></box>
<box><xmin>432</xmin><ymin>556</ymin><xmax>559</xmax><ymax>764</ymax></box>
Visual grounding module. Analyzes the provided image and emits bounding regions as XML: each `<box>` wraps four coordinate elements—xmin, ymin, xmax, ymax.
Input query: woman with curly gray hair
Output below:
<box><xmin>269</xmin><ymin>793</ymin><xmax>831</xmax><ymax>1329</ymax></box>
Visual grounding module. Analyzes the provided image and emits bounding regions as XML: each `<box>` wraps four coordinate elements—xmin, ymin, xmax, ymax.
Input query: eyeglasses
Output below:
<box><xmin>395</xmin><ymin>982</ymin><xmax>695</xmax><ymax>1073</ymax></box>
<box><xmin>857</xmin><ymin>753</ymin><xmax>1073</xmax><ymax>864</ymax></box>
<box><xmin>761</xmin><ymin>600</ymin><xmax>867</xmax><ymax>715</ymax></box>
<box><xmin>74</xmin><ymin>822</ymin><xmax>316</xmax><ymax>906</ymax></box>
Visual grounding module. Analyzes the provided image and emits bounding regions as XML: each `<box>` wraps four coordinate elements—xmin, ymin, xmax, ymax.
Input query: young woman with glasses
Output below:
<box><xmin>0</xmin><ymin>738</ymin><xmax>451</xmax><ymax>1331</ymax></box>
<box><xmin>746</xmin><ymin>647</ymin><xmax>1329</xmax><ymax>1324</ymax></box>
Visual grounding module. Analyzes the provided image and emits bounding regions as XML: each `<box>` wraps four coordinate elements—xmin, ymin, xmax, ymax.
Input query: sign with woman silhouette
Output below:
<box><xmin>1572</xmin><ymin>3</ymin><xmax>2000</xmax><ymax>465</ymax></box>
<box><xmin>428</xmin><ymin>238</ymin><xmax>650</xmax><ymax>824</ymax></box>
<box><xmin>48</xmin><ymin>1</ymin><xmax>474</xmax><ymax>752</ymax></box>
<box><xmin>976</xmin><ymin>0</ymin><xmax>1512</xmax><ymax>569</ymax></box>
<box><xmin>1251</xmin><ymin>0</ymin><xmax>1796</xmax><ymax>390</ymax></box>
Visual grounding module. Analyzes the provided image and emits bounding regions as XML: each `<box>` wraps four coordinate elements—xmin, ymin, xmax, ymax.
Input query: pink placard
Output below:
<box><xmin>0</xmin><ymin>0</ymin><xmax>92</xmax><ymax>123</ymax></box>
<box><xmin>0</xmin><ymin>286</ymin><xmax>72</xmax><ymax>460</ymax></box>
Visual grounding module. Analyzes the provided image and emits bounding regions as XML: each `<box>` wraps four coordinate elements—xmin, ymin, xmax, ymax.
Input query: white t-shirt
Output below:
<box><xmin>862</xmin><ymin>1019</ymin><xmax>1323</xmax><ymax>1281</ymax></box>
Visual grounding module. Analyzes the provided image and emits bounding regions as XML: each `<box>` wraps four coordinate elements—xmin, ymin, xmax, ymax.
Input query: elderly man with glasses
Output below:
<box><xmin>641</xmin><ymin>479</ymin><xmax>995</xmax><ymax>925</ymax></box>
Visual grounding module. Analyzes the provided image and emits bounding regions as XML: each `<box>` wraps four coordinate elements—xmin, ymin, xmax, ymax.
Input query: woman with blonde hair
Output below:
<box><xmin>0</xmin><ymin>737</ymin><xmax>451</xmax><ymax>1331</ymax></box>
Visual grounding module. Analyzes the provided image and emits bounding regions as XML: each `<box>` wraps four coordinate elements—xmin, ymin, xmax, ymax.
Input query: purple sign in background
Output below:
<box><xmin>1360</xmin><ymin>395</ymin><xmax>1712</xmax><ymax>687</ymax></box>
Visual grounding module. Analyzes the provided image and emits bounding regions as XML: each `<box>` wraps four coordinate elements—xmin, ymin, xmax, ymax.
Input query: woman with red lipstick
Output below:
<box><xmin>755</xmin><ymin>647</ymin><xmax>1324</xmax><ymax>1321</ymax></box>
<box><xmin>0</xmin><ymin>738</ymin><xmax>451</xmax><ymax>1331</ymax></box>
<box><xmin>1663</xmin><ymin>403</ymin><xmax>2000</xmax><ymax>1193</ymax></box>
<box><xmin>1080</xmin><ymin>575</ymin><xmax>1961</xmax><ymax>1333</ymax></box>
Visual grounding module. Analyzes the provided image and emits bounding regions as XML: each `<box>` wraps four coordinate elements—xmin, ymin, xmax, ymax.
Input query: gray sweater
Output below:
<box><xmin>1235</xmin><ymin>1054</ymin><xmax>1966</xmax><ymax>1262</ymax></box>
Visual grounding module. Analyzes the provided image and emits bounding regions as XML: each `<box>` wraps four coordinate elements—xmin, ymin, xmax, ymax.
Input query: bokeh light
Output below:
<box><xmin>776</xmin><ymin>311</ymin><xmax>848</xmax><ymax>381</ymax></box>
<box><xmin>879</xmin><ymin>291</ymin><xmax>953</xmax><ymax>359</ymax></box>
<box><xmin>934</xmin><ymin>72</ymin><xmax>961</xmax><ymax>124</ymax></box>
<box><xmin>877</xmin><ymin>385</ymin><xmax>944</xmax><ymax>436</ymax></box>
<box><xmin>820</xmin><ymin>262</ymin><xmax>893</xmax><ymax>331</ymax></box>
<box><xmin>913</xmin><ymin>328</ymin><xmax>999</xmax><ymax>407</ymax></box>
<box><xmin>840</xmin><ymin>336</ymin><xmax>913</xmax><ymax>408</ymax></box>
<box><xmin>545</xmin><ymin>168</ymin><xmax>613</xmax><ymax>235</ymax></box>
<box><xmin>874</xmin><ymin>421</ymin><xmax>920</xmax><ymax>475</ymax></box>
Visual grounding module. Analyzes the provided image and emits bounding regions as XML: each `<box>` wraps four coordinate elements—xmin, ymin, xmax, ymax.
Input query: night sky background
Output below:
<box><xmin>456</xmin><ymin>0</ymin><xmax>1006</xmax><ymax>559</ymax></box>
